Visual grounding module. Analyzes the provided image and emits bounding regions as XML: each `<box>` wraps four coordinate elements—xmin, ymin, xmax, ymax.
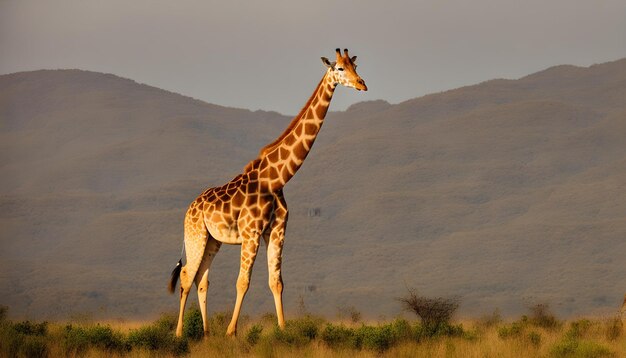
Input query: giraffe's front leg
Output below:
<box><xmin>226</xmin><ymin>234</ymin><xmax>260</xmax><ymax>336</ymax></box>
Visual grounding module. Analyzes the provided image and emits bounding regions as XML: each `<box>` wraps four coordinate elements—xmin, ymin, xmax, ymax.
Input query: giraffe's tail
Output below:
<box><xmin>167</xmin><ymin>259</ymin><xmax>183</xmax><ymax>294</ymax></box>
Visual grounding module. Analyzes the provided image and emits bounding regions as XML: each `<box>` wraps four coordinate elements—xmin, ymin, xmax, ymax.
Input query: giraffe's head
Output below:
<box><xmin>321</xmin><ymin>48</ymin><xmax>367</xmax><ymax>91</ymax></box>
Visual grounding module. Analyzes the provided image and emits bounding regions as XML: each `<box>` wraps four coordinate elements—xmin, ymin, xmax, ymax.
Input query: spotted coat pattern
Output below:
<box><xmin>173</xmin><ymin>49</ymin><xmax>366</xmax><ymax>337</ymax></box>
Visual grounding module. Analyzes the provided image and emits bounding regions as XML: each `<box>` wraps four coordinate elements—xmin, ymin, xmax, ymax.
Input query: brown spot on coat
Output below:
<box><xmin>267</xmin><ymin>149</ymin><xmax>279</xmax><ymax>162</ymax></box>
<box><xmin>247</xmin><ymin>180</ymin><xmax>259</xmax><ymax>192</ymax></box>
<box><xmin>295</xmin><ymin>123</ymin><xmax>304</xmax><ymax>136</ymax></box>
<box><xmin>315</xmin><ymin>104</ymin><xmax>327</xmax><ymax>118</ymax></box>
<box><xmin>293</xmin><ymin>141</ymin><xmax>308</xmax><ymax>159</ymax></box>
<box><xmin>284</xmin><ymin>134</ymin><xmax>296</xmax><ymax>146</ymax></box>
<box><xmin>305</xmin><ymin>123</ymin><xmax>318</xmax><ymax>135</ymax></box>
<box><xmin>269</xmin><ymin>166</ymin><xmax>279</xmax><ymax>179</ymax></box>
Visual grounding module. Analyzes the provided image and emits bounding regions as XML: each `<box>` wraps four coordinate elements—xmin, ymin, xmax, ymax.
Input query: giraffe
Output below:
<box><xmin>168</xmin><ymin>48</ymin><xmax>367</xmax><ymax>337</ymax></box>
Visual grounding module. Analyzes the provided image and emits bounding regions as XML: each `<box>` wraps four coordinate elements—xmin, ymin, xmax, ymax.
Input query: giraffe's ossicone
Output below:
<box><xmin>168</xmin><ymin>48</ymin><xmax>367</xmax><ymax>337</ymax></box>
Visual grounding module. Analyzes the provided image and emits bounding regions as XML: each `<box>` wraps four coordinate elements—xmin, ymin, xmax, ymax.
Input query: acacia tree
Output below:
<box><xmin>398</xmin><ymin>287</ymin><xmax>459</xmax><ymax>329</ymax></box>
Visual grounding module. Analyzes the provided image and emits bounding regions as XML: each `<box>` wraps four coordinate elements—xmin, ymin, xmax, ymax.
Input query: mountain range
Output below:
<box><xmin>1</xmin><ymin>58</ymin><xmax>625</xmax><ymax>320</ymax></box>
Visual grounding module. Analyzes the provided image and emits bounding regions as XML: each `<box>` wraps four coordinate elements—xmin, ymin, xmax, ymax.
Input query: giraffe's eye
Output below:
<box><xmin>337</xmin><ymin>68</ymin><xmax>344</xmax><ymax>71</ymax></box>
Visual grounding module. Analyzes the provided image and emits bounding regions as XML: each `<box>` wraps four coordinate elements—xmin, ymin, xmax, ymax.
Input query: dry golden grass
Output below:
<box><xmin>181</xmin><ymin>315</ymin><xmax>625</xmax><ymax>358</ymax></box>
<box><xmin>2</xmin><ymin>311</ymin><xmax>624</xmax><ymax>358</ymax></box>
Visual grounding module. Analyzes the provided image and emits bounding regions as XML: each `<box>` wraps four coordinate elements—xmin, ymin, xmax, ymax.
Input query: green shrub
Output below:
<box><xmin>550</xmin><ymin>338</ymin><xmax>613</xmax><ymax>358</ymax></box>
<box><xmin>354</xmin><ymin>324</ymin><xmax>396</xmax><ymax>352</ymax></box>
<box><xmin>415</xmin><ymin>321</ymin><xmax>465</xmax><ymax>340</ymax></box>
<box><xmin>390</xmin><ymin>318</ymin><xmax>413</xmax><ymax>341</ymax></box>
<box><xmin>498</xmin><ymin>322</ymin><xmax>524</xmax><ymax>339</ymax></box>
<box><xmin>87</xmin><ymin>325</ymin><xmax>127</xmax><ymax>352</ymax></box>
<box><xmin>183</xmin><ymin>307</ymin><xmax>204</xmax><ymax>340</ymax></box>
<box><xmin>567</xmin><ymin>319</ymin><xmax>592</xmax><ymax>339</ymax></box>
<box><xmin>13</xmin><ymin>320</ymin><xmax>48</xmax><ymax>336</ymax></box>
<box><xmin>527</xmin><ymin>331</ymin><xmax>542</xmax><ymax>348</ymax></box>
<box><xmin>322</xmin><ymin>320</ymin><xmax>419</xmax><ymax>351</ymax></box>
<box><xmin>62</xmin><ymin>324</ymin><xmax>128</xmax><ymax>355</ymax></box>
<box><xmin>0</xmin><ymin>321</ymin><xmax>49</xmax><ymax>358</ymax></box>
<box><xmin>62</xmin><ymin>324</ymin><xmax>91</xmax><ymax>356</ymax></box>
<box><xmin>272</xmin><ymin>316</ymin><xmax>322</xmax><ymax>346</ymax></box>
<box><xmin>154</xmin><ymin>312</ymin><xmax>177</xmax><ymax>332</ymax></box>
<box><xmin>127</xmin><ymin>325</ymin><xmax>169</xmax><ymax>350</ymax></box>
<box><xmin>321</xmin><ymin>324</ymin><xmax>356</xmax><ymax>349</ymax></box>
<box><xmin>246</xmin><ymin>324</ymin><xmax>263</xmax><ymax>346</ymax></box>
<box><xmin>127</xmin><ymin>324</ymin><xmax>188</xmax><ymax>355</ymax></box>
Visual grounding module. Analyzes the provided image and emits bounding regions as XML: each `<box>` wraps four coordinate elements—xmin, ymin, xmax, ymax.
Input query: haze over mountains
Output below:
<box><xmin>1</xmin><ymin>59</ymin><xmax>625</xmax><ymax>320</ymax></box>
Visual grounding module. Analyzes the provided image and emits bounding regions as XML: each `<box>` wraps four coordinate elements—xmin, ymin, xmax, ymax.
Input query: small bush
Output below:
<box><xmin>567</xmin><ymin>319</ymin><xmax>592</xmax><ymax>339</ymax></box>
<box><xmin>246</xmin><ymin>324</ymin><xmax>263</xmax><ymax>346</ymax></box>
<box><xmin>87</xmin><ymin>325</ymin><xmax>127</xmax><ymax>351</ymax></box>
<box><xmin>414</xmin><ymin>321</ymin><xmax>465</xmax><ymax>340</ymax></box>
<box><xmin>62</xmin><ymin>324</ymin><xmax>128</xmax><ymax>355</ymax></box>
<box><xmin>127</xmin><ymin>324</ymin><xmax>188</xmax><ymax>355</ymax></box>
<box><xmin>0</xmin><ymin>322</ymin><xmax>49</xmax><ymax>358</ymax></box>
<box><xmin>272</xmin><ymin>316</ymin><xmax>322</xmax><ymax>346</ymax></box>
<box><xmin>354</xmin><ymin>324</ymin><xmax>396</xmax><ymax>352</ymax></box>
<box><xmin>13</xmin><ymin>320</ymin><xmax>48</xmax><ymax>336</ymax></box>
<box><xmin>498</xmin><ymin>322</ymin><xmax>524</xmax><ymax>339</ymax></box>
<box><xmin>529</xmin><ymin>303</ymin><xmax>560</xmax><ymax>329</ymax></box>
<box><xmin>154</xmin><ymin>312</ymin><xmax>177</xmax><ymax>332</ymax></box>
<box><xmin>321</xmin><ymin>324</ymin><xmax>356</xmax><ymax>349</ymax></box>
<box><xmin>527</xmin><ymin>331</ymin><xmax>542</xmax><ymax>348</ymax></box>
<box><xmin>550</xmin><ymin>338</ymin><xmax>613</xmax><ymax>358</ymax></box>
<box><xmin>183</xmin><ymin>307</ymin><xmax>204</xmax><ymax>340</ymax></box>
<box><xmin>390</xmin><ymin>318</ymin><xmax>413</xmax><ymax>341</ymax></box>
<box><xmin>62</xmin><ymin>324</ymin><xmax>91</xmax><ymax>356</ymax></box>
<box><xmin>398</xmin><ymin>287</ymin><xmax>459</xmax><ymax>330</ymax></box>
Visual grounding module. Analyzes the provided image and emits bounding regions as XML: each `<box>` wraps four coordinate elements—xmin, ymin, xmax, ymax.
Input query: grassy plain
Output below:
<box><xmin>1</xmin><ymin>304</ymin><xmax>624</xmax><ymax>357</ymax></box>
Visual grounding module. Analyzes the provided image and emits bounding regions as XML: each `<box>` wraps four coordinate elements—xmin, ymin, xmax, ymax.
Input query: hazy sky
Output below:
<box><xmin>1</xmin><ymin>0</ymin><xmax>625</xmax><ymax>114</ymax></box>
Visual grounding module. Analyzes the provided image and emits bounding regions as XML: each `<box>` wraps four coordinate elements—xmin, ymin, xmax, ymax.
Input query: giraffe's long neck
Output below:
<box><xmin>254</xmin><ymin>71</ymin><xmax>336</xmax><ymax>192</ymax></box>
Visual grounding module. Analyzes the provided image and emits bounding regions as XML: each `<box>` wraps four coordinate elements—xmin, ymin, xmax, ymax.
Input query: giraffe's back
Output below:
<box><xmin>186</xmin><ymin>171</ymin><xmax>275</xmax><ymax>245</ymax></box>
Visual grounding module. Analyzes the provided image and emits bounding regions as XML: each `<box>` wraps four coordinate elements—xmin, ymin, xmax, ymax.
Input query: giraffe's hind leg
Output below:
<box><xmin>194</xmin><ymin>235</ymin><xmax>221</xmax><ymax>338</ymax></box>
<box><xmin>264</xmin><ymin>193</ymin><xmax>288</xmax><ymax>329</ymax></box>
<box><xmin>175</xmin><ymin>225</ymin><xmax>209</xmax><ymax>337</ymax></box>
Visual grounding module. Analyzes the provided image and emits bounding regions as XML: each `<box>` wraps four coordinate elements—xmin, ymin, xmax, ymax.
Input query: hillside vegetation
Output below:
<box><xmin>1</xmin><ymin>59</ymin><xmax>625</xmax><ymax>320</ymax></box>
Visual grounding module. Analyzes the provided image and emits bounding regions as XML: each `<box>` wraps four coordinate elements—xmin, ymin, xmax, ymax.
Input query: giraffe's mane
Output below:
<box><xmin>257</xmin><ymin>73</ymin><xmax>328</xmax><ymax>158</ymax></box>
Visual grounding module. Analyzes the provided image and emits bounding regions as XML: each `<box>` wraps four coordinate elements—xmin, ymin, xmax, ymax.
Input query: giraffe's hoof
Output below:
<box><xmin>226</xmin><ymin>327</ymin><xmax>237</xmax><ymax>337</ymax></box>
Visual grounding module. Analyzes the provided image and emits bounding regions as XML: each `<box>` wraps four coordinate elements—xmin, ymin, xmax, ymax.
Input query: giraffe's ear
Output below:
<box><xmin>351</xmin><ymin>56</ymin><xmax>357</xmax><ymax>63</ymax></box>
<box><xmin>321</xmin><ymin>57</ymin><xmax>336</xmax><ymax>69</ymax></box>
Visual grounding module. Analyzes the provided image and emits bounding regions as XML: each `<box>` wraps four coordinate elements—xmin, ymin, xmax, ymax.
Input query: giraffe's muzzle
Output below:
<box><xmin>355</xmin><ymin>79</ymin><xmax>367</xmax><ymax>91</ymax></box>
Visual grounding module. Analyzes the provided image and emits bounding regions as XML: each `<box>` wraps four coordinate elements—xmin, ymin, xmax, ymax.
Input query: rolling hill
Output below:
<box><xmin>1</xmin><ymin>59</ymin><xmax>625</xmax><ymax>320</ymax></box>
